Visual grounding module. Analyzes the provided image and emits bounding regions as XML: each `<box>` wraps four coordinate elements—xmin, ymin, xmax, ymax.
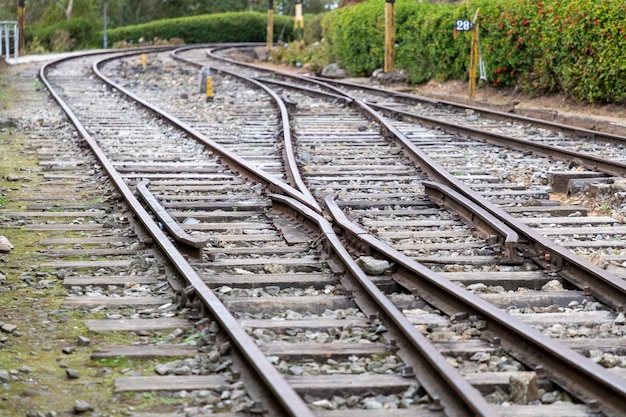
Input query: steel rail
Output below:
<box><xmin>325</xmin><ymin>193</ymin><xmax>626</xmax><ymax>417</ymax></box>
<box><xmin>203</xmin><ymin>43</ymin><xmax>626</xmax><ymax>309</ymax></box>
<box><xmin>203</xmin><ymin>44</ymin><xmax>626</xmax><ymax>147</ymax></box>
<box><xmin>310</xmin><ymin>74</ymin><xmax>626</xmax><ymax>146</ymax></box>
<box><xmin>271</xmin><ymin>193</ymin><xmax>498</xmax><ymax>417</ymax></box>
<box><xmin>169</xmin><ymin>45</ymin><xmax>321</xmax><ymax>212</ymax></box>
<box><xmin>422</xmin><ymin>180</ymin><xmax>523</xmax><ymax>265</ymax></box>
<box><xmin>352</xmin><ymin>98</ymin><xmax>626</xmax><ymax>310</ymax></box>
<box><xmin>39</xmin><ymin>52</ymin><xmax>316</xmax><ymax>417</ymax></box>
<box><xmin>92</xmin><ymin>49</ymin><xmax>322</xmax><ymax>214</ymax></box>
<box><xmin>90</xmin><ymin>46</ymin><xmax>626</xmax><ymax>414</ymax></box>
<box><xmin>95</xmin><ymin>47</ymin><xmax>511</xmax><ymax>416</ymax></box>
<box><xmin>368</xmin><ymin>101</ymin><xmax>626</xmax><ymax>177</ymax></box>
<box><xmin>204</xmin><ymin>46</ymin><xmax>358</xmax><ymax>99</ymax></box>
<box><xmin>202</xmin><ymin>44</ymin><xmax>626</xmax><ymax>316</ymax></box>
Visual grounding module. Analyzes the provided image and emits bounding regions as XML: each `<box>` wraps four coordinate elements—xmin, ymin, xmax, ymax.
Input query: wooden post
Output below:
<box><xmin>294</xmin><ymin>0</ymin><xmax>304</xmax><ymax>44</ymax></box>
<box><xmin>18</xmin><ymin>0</ymin><xmax>25</xmax><ymax>55</ymax></box>
<box><xmin>468</xmin><ymin>10</ymin><xmax>479</xmax><ymax>99</ymax></box>
<box><xmin>384</xmin><ymin>0</ymin><xmax>395</xmax><ymax>73</ymax></box>
<box><xmin>267</xmin><ymin>0</ymin><xmax>274</xmax><ymax>50</ymax></box>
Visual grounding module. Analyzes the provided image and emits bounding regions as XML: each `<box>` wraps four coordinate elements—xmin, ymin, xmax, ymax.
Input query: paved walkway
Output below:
<box><xmin>6</xmin><ymin>50</ymin><xmax>102</xmax><ymax>65</ymax></box>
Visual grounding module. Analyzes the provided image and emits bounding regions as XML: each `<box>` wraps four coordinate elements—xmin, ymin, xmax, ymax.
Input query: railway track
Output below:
<box><xmin>14</xmin><ymin>45</ymin><xmax>624</xmax><ymax>416</ymax></box>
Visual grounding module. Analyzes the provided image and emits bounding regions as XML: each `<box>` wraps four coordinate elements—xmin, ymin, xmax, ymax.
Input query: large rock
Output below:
<box><xmin>372</xmin><ymin>68</ymin><xmax>408</xmax><ymax>85</ymax></box>
<box><xmin>509</xmin><ymin>372</ymin><xmax>539</xmax><ymax>404</ymax></box>
<box><xmin>357</xmin><ymin>256</ymin><xmax>390</xmax><ymax>275</ymax></box>
<box><xmin>321</xmin><ymin>63</ymin><xmax>347</xmax><ymax>79</ymax></box>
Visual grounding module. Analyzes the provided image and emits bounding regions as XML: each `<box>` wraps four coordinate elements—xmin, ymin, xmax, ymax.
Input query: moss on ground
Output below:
<box><xmin>0</xmin><ymin>65</ymin><xmax>190</xmax><ymax>417</ymax></box>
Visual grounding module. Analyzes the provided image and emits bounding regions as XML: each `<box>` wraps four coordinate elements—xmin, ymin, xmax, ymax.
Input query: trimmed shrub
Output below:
<box><xmin>323</xmin><ymin>0</ymin><xmax>626</xmax><ymax>103</ymax></box>
<box><xmin>105</xmin><ymin>12</ymin><xmax>295</xmax><ymax>46</ymax></box>
<box><xmin>28</xmin><ymin>18</ymin><xmax>99</xmax><ymax>52</ymax></box>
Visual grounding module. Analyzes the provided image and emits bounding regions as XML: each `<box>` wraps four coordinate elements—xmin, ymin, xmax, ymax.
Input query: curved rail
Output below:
<box><xmin>197</xmin><ymin>45</ymin><xmax>626</xmax><ymax>415</ymax></box>
<box><xmin>170</xmin><ymin>44</ymin><xmax>320</xmax><ymax>212</ymax></box>
<box><xmin>39</xmin><ymin>50</ymin><xmax>315</xmax><ymax>417</ymax></box>
<box><xmin>92</xmin><ymin>48</ymin><xmax>322</xmax><ymax>214</ymax></box>
<box><xmin>311</xmin><ymin>74</ymin><xmax>626</xmax><ymax>145</ymax></box>
<box><xmin>325</xmin><ymin>193</ymin><xmax>626</xmax><ymax>417</ymax></box>
<box><xmin>40</xmin><ymin>47</ymin><xmax>504</xmax><ymax>417</ymax></box>
<box><xmin>271</xmin><ymin>193</ymin><xmax>498</xmax><ymax>417</ymax></box>
<box><xmin>57</xmin><ymin>45</ymin><xmax>626</xmax><ymax>416</ymax></box>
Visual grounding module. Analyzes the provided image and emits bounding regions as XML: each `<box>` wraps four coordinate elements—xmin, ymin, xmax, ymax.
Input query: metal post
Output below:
<box><xmin>384</xmin><ymin>0</ymin><xmax>395</xmax><ymax>73</ymax></box>
<box><xmin>18</xmin><ymin>0</ymin><xmax>25</xmax><ymax>55</ymax></box>
<box><xmin>5</xmin><ymin>24</ymin><xmax>9</xmax><ymax>60</ymax></box>
<box><xmin>103</xmin><ymin>0</ymin><xmax>108</xmax><ymax>49</ymax></box>
<box><xmin>0</xmin><ymin>24</ymin><xmax>4</xmax><ymax>57</ymax></box>
<box><xmin>13</xmin><ymin>22</ymin><xmax>18</xmax><ymax>61</ymax></box>
<box><xmin>267</xmin><ymin>0</ymin><xmax>274</xmax><ymax>50</ymax></box>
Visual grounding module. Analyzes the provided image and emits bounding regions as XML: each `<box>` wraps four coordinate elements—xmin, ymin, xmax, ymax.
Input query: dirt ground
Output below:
<box><xmin>414</xmin><ymin>78</ymin><xmax>626</xmax><ymax>125</ymax></box>
<box><xmin>254</xmin><ymin>55</ymin><xmax>626</xmax><ymax>125</ymax></box>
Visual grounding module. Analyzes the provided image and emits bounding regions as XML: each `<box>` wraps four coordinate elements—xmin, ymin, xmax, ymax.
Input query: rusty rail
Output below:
<box><xmin>422</xmin><ymin>180</ymin><xmax>522</xmax><ymax>265</ymax></box>
<box><xmin>40</xmin><ymin>50</ymin><xmax>316</xmax><ymax>417</ymax></box>
<box><xmin>325</xmin><ymin>193</ymin><xmax>626</xmax><ymax>417</ymax></box>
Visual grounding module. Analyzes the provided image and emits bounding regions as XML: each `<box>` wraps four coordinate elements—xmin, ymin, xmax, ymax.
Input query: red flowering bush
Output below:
<box><xmin>323</xmin><ymin>0</ymin><xmax>626</xmax><ymax>103</ymax></box>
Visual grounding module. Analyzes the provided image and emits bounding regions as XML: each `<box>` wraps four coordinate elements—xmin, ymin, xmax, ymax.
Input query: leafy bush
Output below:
<box><xmin>28</xmin><ymin>18</ymin><xmax>98</xmax><ymax>52</ymax></box>
<box><xmin>105</xmin><ymin>12</ymin><xmax>295</xmax><ymax>46</ymax></box>
<box><xmin>323</xmin><ymin>0</ymin><xmax>626</xmax><ymax>103</ymax></box>
<box><xmin>304</xmin><ymin>13</ymin><xmax>325</xmax><ymax>44</ymax></box>
<box><xmin>269</xmin><ymin>41</ymin><xmax>331</xmax><ymax>73</ymax></box>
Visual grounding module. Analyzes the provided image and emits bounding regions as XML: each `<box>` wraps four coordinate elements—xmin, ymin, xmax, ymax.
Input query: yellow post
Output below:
<box><xmin>384</xmin><ymin>0</ymin><xmax>396</xmax><ymax>73</ymax></box>
<box><xmin>267</xmin><ymin>0</ymin><xmax>274</xmax><ymax>50</ymax></box>
<box><xmin>141</xmin><ymin>53</ymin><xmax>147</xmax><ymax>67</ymax></box>
<box><xmin>18</xmin><ymin>0</ymin><xmax>25</xmax><ymax>55</ymax></box>
<box><xmin>294</xmin><ymin>0</ymin><xmax>304</xmax><ymax>45</ymax></box>
<box><xmin>206</xmin><ymin>76</ymin><xmax>213</xmax><ymax>100</ymax></box>
<box><xmin>468</xmin><ymin>10</ymin><xmax>480</xmax><ymax>99</ymax></box>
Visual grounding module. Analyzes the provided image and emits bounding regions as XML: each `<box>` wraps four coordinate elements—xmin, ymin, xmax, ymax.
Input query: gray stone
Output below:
<box><xmin>66</xmin><ymin>368</ymin><xmax>80</xmax><ymax>379</ymax></box>
<box><xmin>0</xmin><ymin>369</ymin><xmax>9</xmax><ymax>383</ymax></box>
<box><xmin>77</xmin><ymin>336</ymin><xmax>91</xmax><ymax>346</ymax></box>
<box><xmin>509</xmin><ymin>372</ymin><xmax>539</xmax><ymax>404</ymax></box>
<box><xmin>313</xmin><ymin>400</ymin><xmax>334</xmax><ymax>410</ymax></box>
<box><xmin>288</xmin><ymin>365</ymin><xmax>303</xmax><ymax>376</ymax></box>
<box><xmin>356</xmin><ymin>256</ymin><xmax>390</xmax><ymax>275</ymax></box>
<box><xmin>0</xmin><ymin>118</ymin><xmax>16</xmax><ymax>129</ymax></box>
<box><xmin>0</xmin><ymin>236</ymin><xmax>14</xmax><ymax>253</ymax></box>
<box><xmin>541</xmin><ymin>391</ymin><xmax>559</xmax><ymax>404</ymax></box>
<box><xmin>372</xmin><ymin>68</ymin><xmax>408</xmax><ymax>84</ymax></box>
<box><xmin>1</xmin><ymin>323</ymin><xmax>17</xmax><ymax>333</ymax></box>
<box><xmin>541</xmin><ymin>279</ymin><xmax>564</xmax><ymax>292</ymax></box>
<box><xmin>154</xmin><ymin>364</ymin><xmax>169</xmax><ymax>375</ymax></box>
<box><xmin>466</xmin><ymin>283</ymin><xmax>488</xmax><ymax>293</ymax></box>
<box><xmin>364</xmin><ymin>400</ymin><xmax>383</xmax><ymax>409</ymax></box>
<box><xmin>321</xmin><ymin>63</ymin><xmax>347</xmax><ymax>79</ymax></box>
<box><xmin>19</xmin><ymin>365</ymin><xmax>33</xmax><ymax>374</ymax></box>
<box><xmin>73</xmin><ymin>400</ymin><xmax>94</xmax><ymax>413</ymax></box>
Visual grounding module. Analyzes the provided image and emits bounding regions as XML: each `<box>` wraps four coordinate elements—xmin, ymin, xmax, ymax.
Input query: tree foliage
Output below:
<box><xmin>0</xmin><ymin>0</ymin><xmax>338</xmax><ymax>28</ymax></box>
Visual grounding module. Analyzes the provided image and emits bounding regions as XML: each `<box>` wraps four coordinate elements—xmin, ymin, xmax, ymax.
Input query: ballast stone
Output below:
<box><xmin>356</xmin><ymin>256</ymin><xmax>390</xmax><ymax>275</ymax></box>
<box><xmin>0</xmin><ymin>236</ymin><xmax>14</xmax><ymax>253</ymax></box>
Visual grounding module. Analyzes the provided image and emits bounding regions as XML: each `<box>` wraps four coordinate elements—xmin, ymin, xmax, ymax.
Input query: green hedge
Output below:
<box><xmin>105</xmin><ymin>12</ymin><xmax>295</xmax><ymax>45</ymax></box>
<box><xmin>323</xmin><ymin>0</ymin><xmax>626</xmax><ymax>103</ymax></box>
<box><xmin>27</xmin><ymin>18</ymin><xmax>99</xmax><ymax>52</ymax></box>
